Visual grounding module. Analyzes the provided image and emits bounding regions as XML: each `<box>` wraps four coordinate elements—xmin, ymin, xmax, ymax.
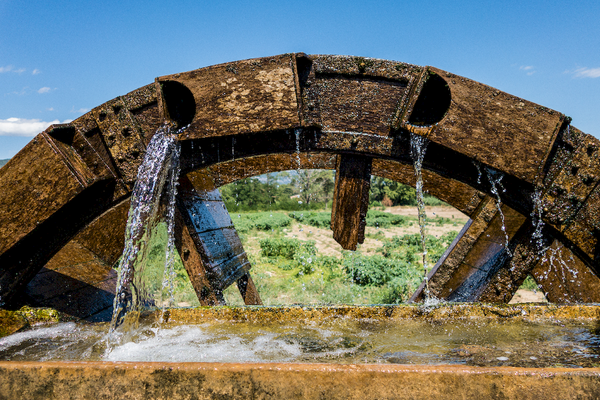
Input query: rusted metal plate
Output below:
<box><xmin>331</xmin><ymin>154</ymin><xmax>372</xmax><ymax>250</ymax></box>
<box><xmin>162</xmin><ymin>54</ymin><xmax>300</xmax><ymax>139</ymax></box>
<box><xmin>426</xmin><ymin>67</ymin><xmax>565</xmax><ymax>183</ymax></box>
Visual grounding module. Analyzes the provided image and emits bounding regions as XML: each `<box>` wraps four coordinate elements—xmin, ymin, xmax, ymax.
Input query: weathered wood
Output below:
<box><xmin>412</xmin><ymin>199</ymin><xmax>528</xmax><ymax>302</ymax></box>
<box><xmin>173</xmin><ymin>205</ymin><xmax>224</xmax><ymax>306</ymax></box>
<box><xmin>2</xmin><ymin>53</ymin><xmax>599</xmax><ymax>307</ymax></box>
<box><xmin>530</xmin><ymin>241</ymin><xmax>600</xmax><ymax>303</ymax></box>
<box><xmin>236</xmin><ymin>273</ymin><xmax>263</xmax><ymax>306</ymax></box>
<box><xmin>421</xmin><ymin>67</ymin><xmax>565</xmax><ymax>183</ymax></box>
<box><xmin>178</xmin><ymin>172</ymin><xmax>259</xmax><ymax>304</ymax></box>
<box><xmin>160</xmin><ymin>54</ymin><xmax>300</xmax><ymax>140</ymax></box>
<box><xmin>20</xmin><ymin>200</ymin><xmax>130</xmax><ymax>320</ymax></box>
<box><xmin>477</xmin><ymin>223</ymin><xmax>550</xmax><ymax>303</ymax></box>
<box><xmin>371</xmin><ymin>159</ymin><xmax>483</xmax><ymax>217</ymax></box>
<box><xmin>331</xmin><ymin>154</ymin><xmax>372</xmax><ymax>250</ymax></box>
<box><xmin>0</xmin><ymin>127</ymin><xmax>122</xmax><ymax>306</ymax></box>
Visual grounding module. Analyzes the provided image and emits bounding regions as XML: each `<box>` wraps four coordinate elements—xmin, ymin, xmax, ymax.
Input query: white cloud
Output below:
<box><xmin>519</xmin><ymin>65</ymin><xmax>536</xmax><ymax>76</ymax></box>
<box><xmin>0</xmin><ymin>65</ymin><xmax>26</xmax><ymax>74</ymax></box>
<box><xmin>37</xmin><ymin>87</ymin><xmax>51</xmax><ymax>94</ymax></box>
<box><xmin>47</xmin><ymin>107</ymin><xmax>54</xmax><ymax>111</ymax></box>
<box><xmin>0</xmin><ymin>118</ymin><xmax>71</xmax><ymax>137</ymax></box>
<box><xmin>32</xmin><ymin>69</ymin><xmax>41</xmax><ymax>75</ymax></box>
<box><xmin>70</xmin><ymin>107</ymin><xmax>89</xmax><ymax>114</ymax></box>
<box><xmin>572</xmin><ymin>67</ymin><xmax>600</xmax><ymax>78</ymax></box>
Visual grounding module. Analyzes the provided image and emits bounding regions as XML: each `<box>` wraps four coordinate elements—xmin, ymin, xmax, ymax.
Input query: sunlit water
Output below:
<box><xmin>2</xmin><ymin>317</ymin><xmax>600</xmax><ymax>368</ymax></box>
<box><xmin>110</xmin><ymin>123</ymin><xmax>181</xmax><ymax>333</ymax></box>
<box><xmin>410</xmin><ymin>133</ymin><xmax>431</xmax><ymax>297</ymax></box>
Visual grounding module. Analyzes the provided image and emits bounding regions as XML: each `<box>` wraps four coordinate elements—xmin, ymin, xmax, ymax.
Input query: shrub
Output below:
<box><xmin>289</xmin><ymin>211</ymin><xmax>331</xmax><ymax>229</ymax></box>
<box><xmin>365</xmin><ymin>210</ymin><xmax>410</xmax><ymax>228</ymax></box>
<box><xmin>259</xmin><ymin>237</ymin><xmax>316</xmax><ymax>260</ymax></box>
<box><xmin>232</xmin><ymin>212</ymin><xmax>291</xmax><ymax>233</ymax></box>
<box><xmin>342</xmin><ymin>253</ymin><xmax>419</xmax><ymax>287</ymax></box>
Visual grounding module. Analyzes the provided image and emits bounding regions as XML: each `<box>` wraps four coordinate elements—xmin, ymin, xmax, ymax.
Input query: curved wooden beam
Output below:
<box><xmin>1</xmin><ymin>53</ymin><xmax>598</xmax><ymax>307</ymax></box>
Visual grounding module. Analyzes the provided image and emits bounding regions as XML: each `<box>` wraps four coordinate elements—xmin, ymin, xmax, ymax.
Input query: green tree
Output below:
<box><xmin>369</xmin><ymin>177</ymin><xmax>416</xmax><ymax>206</ymax></box>
<box><xmin>291</xmin><ymin>169</ymin><xmax>334</xmax><ymax>204</ymax></box>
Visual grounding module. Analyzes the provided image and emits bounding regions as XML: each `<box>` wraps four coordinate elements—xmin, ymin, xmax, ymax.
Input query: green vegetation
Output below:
<box><xmin>221</xmin><ymin>210</ymin><xmax>461</xmax><ymax>305</ymax></box>
<box><xmin>370</xmin><ymin>176</ymin><xmax>448</xmax><ymax>207</ymax></box>
<box><xmin>124</xmin><ymin>171</ymin><xmax>468</xmax><ymax>307</ymax></box>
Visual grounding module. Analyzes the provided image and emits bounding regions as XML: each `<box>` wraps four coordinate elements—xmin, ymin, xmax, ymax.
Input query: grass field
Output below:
<box><xmin>134</xmin><ymin>205</ymin><xmax>544</xmax><ymax>307</ymax></box>
<box><xmin>221</xmin><ymin>206</ymin><xmax>465</xmax><ymax>305</ymax></box>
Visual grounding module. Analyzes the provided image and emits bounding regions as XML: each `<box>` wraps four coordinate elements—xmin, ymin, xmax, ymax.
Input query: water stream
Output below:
<box><xmin>410</xmin><ymin>133</ymin><xmax>431</xmax><ymax>300</ymax></box>
<box><xmin>110</xmin><ymin>123</ymin><xmax>181</xmax><ymax>334</ymax></box>
<box><xmin>485</xmin><ymin>168</ymin><xmax>512</xmax><ymax>257</ymax></box>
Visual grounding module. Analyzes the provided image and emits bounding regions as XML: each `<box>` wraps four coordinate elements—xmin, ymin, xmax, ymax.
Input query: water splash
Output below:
<box><xmin>486</xmin><ymin>168</ymin><xmax>512</xmax><ymax>257</ymax></box>
<box><xmin>110</xmin><ymin>123</ymin><xmax>181</xmax><ymax>334</ymax></box>
<box><xmin>410</xmin><ymin>133</ymin><xmax>431</xmax><ymax>299</ymax></box>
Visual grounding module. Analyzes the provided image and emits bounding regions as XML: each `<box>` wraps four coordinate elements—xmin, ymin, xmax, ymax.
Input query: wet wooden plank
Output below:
<box><xmin>177</xmin><ymin>174</ymin><xmax>259</xmax><ymax>302</ymax></box>
<box><xmin>236</xmin><ymin>273</ymin><xmax>262</xmax><ymax>306</ymax></box>
<box><xmin>530</xmin><ymin>241</ymin><xmax>600</xmax><ymax>303</ymax></box>
<box><xmin>173</xmin><ymin>205</ymin><xmax>224</xmax><ymax>306</ymax></box>
<box><xmin>331</xmin><ymin>154</ymin><xmax>372</xmax><ymax>250</ymax></box>
<box><xmin>371</xmin><ymin>159</ymin><xmax>482</xmax><ymax>217</ymax></box>
<box><xmin>412</xmin><ymin>198</ymin><xmax>527</xmax><ymax>302</ymax></box>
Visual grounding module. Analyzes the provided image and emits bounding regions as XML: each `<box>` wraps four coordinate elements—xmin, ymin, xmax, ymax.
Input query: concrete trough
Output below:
<box><xmin>1</xmin><ymin>304</ymin><xmax>600</xmax><ymax>399</ymax></box>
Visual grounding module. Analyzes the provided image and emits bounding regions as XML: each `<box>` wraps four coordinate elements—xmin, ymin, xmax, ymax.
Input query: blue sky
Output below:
<box><xmin>1</xmin><ymin>0</ymin><xmax>599</xmax><ymax>159</ymax></box>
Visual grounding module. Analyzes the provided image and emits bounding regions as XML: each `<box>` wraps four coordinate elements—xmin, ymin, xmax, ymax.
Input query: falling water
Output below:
<box><xmin>159</xmin><ymin>143</ymin><xmax>181</xmax><ymax>313</ymax></box>
<box><xmin>295</xmin><ymin>129</ymin><xmax>302</xmax><ymax>170</ymax></box>
<box><xmin>410</xmin><ymin>133</ymin><xmax>431</xmax><ymax>299</ymax></box>
<box><xmin>486</xmin><ymin>168</ymin><xmax>512</xmax><ymax>257</ymax></box>
<box><xmin>110</xmin><ymin>123</ymin><xmax>181</xmax><ymax>334</ymax></box>
<box><xmin>530</xmin><ymin>188</ymin><xmax>546</xmax><ymax>254</ymax></box>
<box><xmin>530</xmin><ymin>188</ymin><xmax>579</xmax><ymax>292</ymax></box>
<box><xmin>473</xmin><ymin>160</ymin><xmax>482</xmax><ymax>185</ymax></box>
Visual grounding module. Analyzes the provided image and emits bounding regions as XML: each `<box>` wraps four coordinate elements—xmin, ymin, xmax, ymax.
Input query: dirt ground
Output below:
<box><xmin>285</xmin><ymin>206</ymin><xmax>468</xmax><ymax>257</ymax></box>
<box><xmin>509</xmin><ymin>289</ymin><xmax>548</xmax><ymax>303</ymax></box>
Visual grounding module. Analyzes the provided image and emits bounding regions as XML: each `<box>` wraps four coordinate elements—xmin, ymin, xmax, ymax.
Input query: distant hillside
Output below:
<box><xmin>0</xmin><ymin>159</ymin><xmax>9</xmax><ymax>168</ymax></box>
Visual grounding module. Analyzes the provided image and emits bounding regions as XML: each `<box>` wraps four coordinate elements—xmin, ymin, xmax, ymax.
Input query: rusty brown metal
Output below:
<box><xmin>1</xmin><ymin>53</ymin><xmax>599</xmax><ymax>307</ymax></box>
